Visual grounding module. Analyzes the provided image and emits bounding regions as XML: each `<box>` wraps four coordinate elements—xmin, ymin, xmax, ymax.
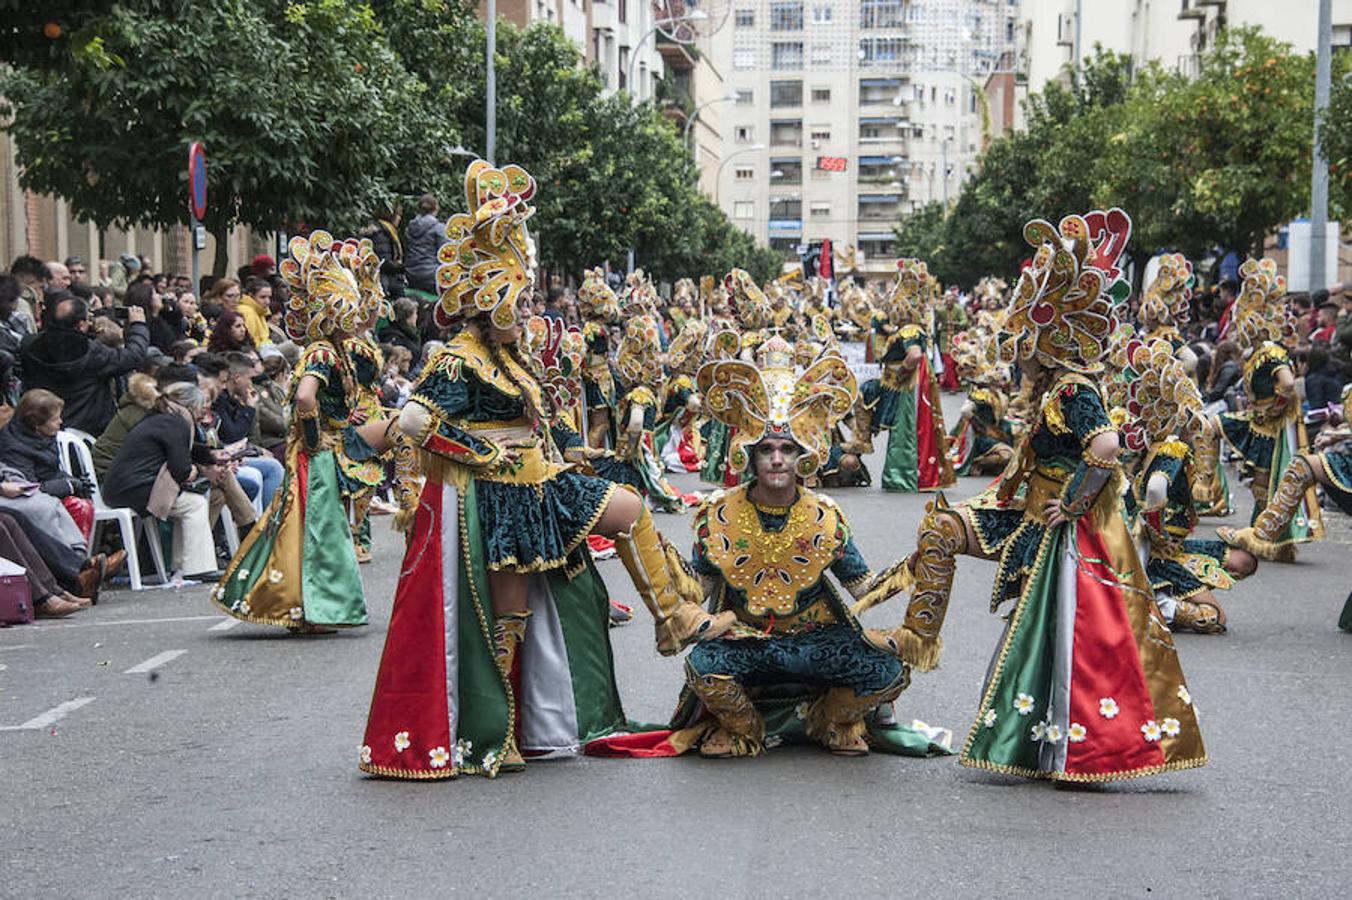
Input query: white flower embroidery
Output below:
<box><xmin>236</xmin><ymin>567</ymin><xmax>250</xmax><ymax>582</ymax></box>
<box><xmin>1140</xmin><ymin>720</ymin><xmax>1162</xmax><ymax>742</ymax></box>
<box><xmin>1030</xmin><ymin>721</ymin><xmax>1045</xmax><ymax>741</ymax></box>
<box><xmin>794</xmin><ymin>701</ymin><xmax>813</xmax><ymax>721</ymax></box>
<box><xmin>428</xmin><ymin>746</ymin><xmax>449</xmax><ymax>768</ymax></box>
<box><xmin>1099</xmin><ymin>697</ymin><xmax>1120</xmax><ymax>719</ymax></box>
<box><xmin>1161</xmin><ymin>717</ymin><xmax>1181</xmax><ymax>738</ymax></box>
<box><xmin>1176</xmin><ymin>685</ymin><xmax>1192</xmax><ymax>706</ymax></box>
<box><xmin>268</xmin><ymin>568</ymin><xmax>284</xmax><ymax>584</ymax></box>
<box><xmin>238</xmin><ymin>599</ymin><xmax>252</xmax><ymax>616</ymax></box>
<box><xmin>982</xmin><ymin>709</ymin><xmax>998</xmax><ymax>728</ymax></box>
<box><xmin>1068</xmin><ymin>723</ymin><xmax>1087</xmax><ymax>743</ymax></box>
<box><xmin>482</xmin><ymin>749</ymin><xmax>499</xmax><ymax>770</ymax></box>
<box><xmin>1043</xmin><ymin>724</ymin><xmax>1063</xmax><ymax>744</ymax></box>
<box><xmin>452</xmin><ymin>739</ymin><xmax>473</xmax><ymax>767</ymax></box>
<box><xmin>763</xmin><ymin>734</ymin><xmax>784</xmax><ymax>749</ymax></box>
<box><xmin>359</xmin><ymin>745</ymin><xmax>372</xmax><ymax>764</ymax></box>
<box><xmin>1013</xmin><ymin>693</ymin><xmax>1036</xmax><ymax>716</ymax></box>
<box><xmin>288</xmin><ymin>606</ymin><xmax>303</xmax><ymax>621</ymax></box>
<box><xmin>394</xmin><ymin>731</ymin><xmax>411</xmax><ymax>753</ymax></box>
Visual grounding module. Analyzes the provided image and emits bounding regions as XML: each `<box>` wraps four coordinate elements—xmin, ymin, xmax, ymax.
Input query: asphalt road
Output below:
<box><xmin>4</xmin><ymin>396</ymin><xmax>1350</xmax><ymax>898</ymax></box>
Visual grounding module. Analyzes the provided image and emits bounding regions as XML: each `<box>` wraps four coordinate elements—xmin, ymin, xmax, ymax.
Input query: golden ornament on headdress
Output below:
<box><xmin>1233</xmin><ymin>257</ymin><xmax>1290</xmax><ymax>350</ymax></box>
<box><xmin>615</xmin><ymin>312</ymin><xmax>665</xmax><ymax>389</ymax></box>
<box><xmin>890</xmin><ymin>258</ymin><xmax>934</xmax><ymax>327</ymax></box>
<box><xmin>1001</xmin><ymin>211</ymin><xmax>1129</xmax><ymax>374</ymax></box>
<box><xmin>578</xmin><ymin>266</ymin><xmax>619</xmax><ymax>320</ymax></box>
<box><xmin>666</xmin><ymin>318</ymin><xmax>708</xmax><ymax>376</ymax></box>
<box><xmin>725</xmin><ymin>268</ymin><xmax>772</xmax><ymax>330</ymax></box>
<box><xmin>697</xmin><ymin>334</ymin><xmax>857</xmax><ymax>477</ymax></box>
<box><xmin>1123</xmin><ymin>337</ymin><xmax>1203</xmax><ymax>452</ymax></box>
<box><xmin>434</xmin><ymin>160</ymin><xmax>537</xmax><ymax>330</ymax></box>
<box><xmin>278</xmin><ymin>230</ymin><xmax>373</xmax><ymax>343</ymax></box>
<box><xmin>523</xmin><ymin>315</ymin><xmax>585</xmax><ymax>417</ymax></box>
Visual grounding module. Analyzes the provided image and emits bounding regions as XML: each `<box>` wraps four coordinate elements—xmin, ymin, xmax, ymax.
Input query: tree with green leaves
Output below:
<box><xmin>1</xmin><ymin>0</ymin><xmax>457</xmax><ymax>275</ymax></box>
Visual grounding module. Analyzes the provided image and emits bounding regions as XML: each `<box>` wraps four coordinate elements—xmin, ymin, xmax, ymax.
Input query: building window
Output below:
<box><xmin>769</xmin><ymin>197</ymin><xmax>802</xmax><ymax>220</ymax></box>
<box><xmin>736</xmin><ymin>89</ymin><xmax>754</xmax><ymax>105</ymax></box>
<box><xmin>770</xmin><ymin>80</ymin><xmax>803</xmax><ymax>108</ymax></box>
<box><xmin>735</xmin><ymin>166</ymin><xmax>755</xmax><ymax>181</ymax></box>
<box><xmin>810</xmin><ymin>201</ymin><xmax>831</xmax><ymax>218</ymax></box>
<box><xmin>769</xmin><ymin>119</ymin><xmax>803</xmax><ymax>147</ymax></box>
<box><xmin>811</xmin><ymin>43</ymin><xmax>831</xmax><ymax>65</ymax></box>
<box><xmin>735</xmin><ymin>8</ymin><xmax>755</xmax><ymax>27</ymax></box>
<box><xmin>811</xmin><ymin>87</ymin><xmax>831</xmax><ymax>103</ymax></box>
<box><xmin>858</xmin><ymin>37</ymin><xmax>907</xmax><ymax>66</ymax></box>
<box><xmin>735</xmin><ymin>125</ymin><xmax>755</xmax><ymax>143</ymax></box>
<box><xmin>772</xmin><ymin>41</ymin><xmax>804</xmax><ymax>70</ymax></box>
<box><xmin>811</xmin><ymin>4</ymin><xmax>832</xmax><ymax>24</ymax></box>
<box><xmin>809</xmin><ymin>126</ymin><xmax>831</xmax><ymax>142</ymax></box>
<box><xmin>770</xmin><ymin>158</ymin><xmax>803</xmax><ymax>184</ymax></box>
<box><xmin>733</xmin><ymin>201</ymin><xmax>755</xmax><ymax>219</ymax></box>
<box><xmin>860</xmin><ymin>0</ymin><xmax>905</xmax><ymax>29</ymax></box>
<box><xmin>734</xmin><ymin>46</ymin><xmax>756</xmax><ymax>69</ymax></box>
<box><xmin>770</xmin><ymin>1</ymin><xmax>804</xmax><ymax>31</ymax></box>
<box><xmin>769</xmin><ymin>237</ymin><xmax>800</xmax><ymax>258</ymax></box>
<box><xmin>618</xmin><ymin>0</ymin><xmax>627</xmax><ymax>24</ymax></box>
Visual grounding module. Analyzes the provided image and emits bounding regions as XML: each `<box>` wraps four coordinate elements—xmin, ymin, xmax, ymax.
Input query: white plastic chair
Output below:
<box><xmin>56</xmin><ymin>430</ymin><xmax>167</xmax><ymax>591</ymax></box>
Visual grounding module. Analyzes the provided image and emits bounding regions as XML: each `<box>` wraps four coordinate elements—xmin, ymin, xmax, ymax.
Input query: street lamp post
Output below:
<box><xmin>684</xmin><ymin>93</ymin><xmax>738</xmax><ymax>152</ymax></box>
<box><xmin>1311</xmin><ymin>0</ymin><xmax>1333</xmax><ymax>290</ymax></box>
<box><xmin>714</xmin><ymin>144</ymin><xmax>766</xmax><ymax>206</ymax></box>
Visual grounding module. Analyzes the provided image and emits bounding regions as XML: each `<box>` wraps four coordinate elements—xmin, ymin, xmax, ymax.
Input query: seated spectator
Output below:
<box><xmin>0</xmin><ymin>389</ymin><xmax>96</xmax><ymax>541</ymax></box>
<box><xmin>0</xmin><ymin>507</ymin><xmax>88</xmax><ymax>617</ymax></box>
<box><xmin>377</xmin><ymin>297</ymin><xmax>422</xmax><ymax>359</ymax></box>
<box><xmin>18</xmin><ymin>292</ymin><xmax>149</xmax><ymax>435</ymax></box>
<box><xmin>213</xmin><ymin>352</ymin><xmax>283</xmax><ymax>508</ymax></box>
<box><xmin>206</xmin><ymin>309</ymin><xmax>255</xmax><ymax>354</ymax></box>
<box><xmin>9</xmin><ymin>254</ymin><xmax>46</xmax><ymax>331</ymax></box>
<box><xmin>237</xmin><ymin>277</ymin><xmax>273</xmax><ymax>348</ymax></box>
<box><xmin>65</xmin><ymin>256</ymin><xmax>89</xmax><ymax>286</ymax></box>
<box><xmin>92</xmin><ymin>373</ymin><xmax>160</xmax><ymax>479</ymax></box>
<box><xmin>254</xmin><ymin>346</ymin><xmax>291</xmax><ymax>457</ymax></box>
<box><xmin>0</xmin><ymin>275</ymin><xmax>25</xmax><ymax>406</ymax></box>
<box><xmin>204</xmin><ymin>277</ymin><xmax>241</xmax><ymax>317</ymax></box>
<box><xmin>1305</xmin><ymin>344</ymin><xmax>1346</xmax><ymax>415</ymax></box>
<box><xmin>102</xmin><ymin>381</ymin><xmax>223</xmax><ymax>583</ymax></box>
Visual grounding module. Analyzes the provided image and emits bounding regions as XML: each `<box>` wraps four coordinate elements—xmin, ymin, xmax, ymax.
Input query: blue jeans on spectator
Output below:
<box><xmin>240</xmin><ymin>456</ymin><xmax>284</xmax><ymax>510</ymax></box>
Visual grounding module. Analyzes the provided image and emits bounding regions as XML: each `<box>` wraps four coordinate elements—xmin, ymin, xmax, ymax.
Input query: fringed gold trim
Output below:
<box><xmin>358</xmin><ymin>761</ymin><xmax>456</xmax><ymax>780</ymax></box>
<box><xmin>891</xmin><ymin>627</ymin><xmax>941</xmax><ymax>672</ymax></box>
<box><xmin>958</xmin><ymin>752</ymin><xmax>1208</xmax><ymax>784</ymax></box>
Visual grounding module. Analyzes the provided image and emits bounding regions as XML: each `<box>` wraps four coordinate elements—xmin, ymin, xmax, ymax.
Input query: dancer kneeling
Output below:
<box><xmin>360</xmin><ymin>163</ymin><xmax>732</xmax><ymax>780</ymax></box>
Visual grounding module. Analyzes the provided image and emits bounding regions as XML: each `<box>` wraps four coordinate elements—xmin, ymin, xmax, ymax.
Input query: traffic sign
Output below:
<box><xmin>188</xmin><ymin>141</ymin><xmax>207</xmax><ymax>221</ymax></box>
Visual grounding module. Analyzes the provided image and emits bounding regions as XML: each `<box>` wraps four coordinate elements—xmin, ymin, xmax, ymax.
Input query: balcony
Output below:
<box><xmin>770</xmin><ymin>158</ymin><xmax>803</xmax><ymax>185</ymax></box>
<box><xmin>858</xmin><ymin>193</ymin><xmax>903</xmax><ymax>224</ymax></box>
<box><xmin>858</xmin><ymin>154</ymin><xmax>907</xmax><ymax>186</ymax></box>
<box><xmin>859</xmin><ymin>77</ymin><xmax>907</xmax><ymax>108</ymax></box>
<box><xmin>770</xmin><ymin>120</ymin><xmax>804</xmax><ymax>148</ymax></box>
<box><xmin>859</xmin><ymin>116</ymin><xmax>909</xmax><ymax>145</ymax></box>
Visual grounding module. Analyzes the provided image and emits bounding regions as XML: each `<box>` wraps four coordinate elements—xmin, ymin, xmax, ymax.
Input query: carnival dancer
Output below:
<box><xmin>858</xmin><ymin>259</ymin><xmax>956</xmax><ymax>493</ymax></box>
<box><xmin>588</xmin><ymin>335</ymin><xmax>951</xmax><ymax>760</ymax></box>
<box><xmin>1120</xmin><ymin>339</ymin><xmax>1256</xmax><ymax>634</ymax></box>
<box><xmin>1219</xmin><ymin>379</ymin><xmax>1350</xmax><ymax>568</ymax></box>
<box><xmin>891</xmin><ymin>211</ymin><xmax>1206</xmax><ymax>782</ymax></box>
<box><xmin>946</xmin><ymin>329</ymin><xmax>1015</xmax><ymax>477</ymax></box>
<box><xmin>699</xmin><ymin>269</ymin><xmax>772</xmax><ymax>486</ymax></box>
<box><xmin>360</xmin><ymin>162</ymin><xmax>733</xmax><ymax>780</ymax></box>
<box><xmin>213</xmin><ymin>232</ymin><xmax>397</xmax><ymax>632</ymax></box>
<box><xmin>655</xmin><ymin>318</ymin><xmax>707</xmax><ymax>474</ymax></box>
<box><xmin>1213</xmin><ymin>259</ymin><xmax>1323</xmax><ymax>561</ymax></box>
<box><xmin>578</xmin><ymin>267</ymin><xmax>620</xmax><ymax>449</ymax></box>
<box><xmin>340</xmin><ymin>330</ymin><xmax>390</xmax><ymax>564</ymax></box>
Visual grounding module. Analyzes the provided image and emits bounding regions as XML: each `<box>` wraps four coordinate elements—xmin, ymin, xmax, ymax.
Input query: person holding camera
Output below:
<box><xmin>18</xmin><ymin>289</ymin><xmax>151</xmax><ymax>435</ymax></box>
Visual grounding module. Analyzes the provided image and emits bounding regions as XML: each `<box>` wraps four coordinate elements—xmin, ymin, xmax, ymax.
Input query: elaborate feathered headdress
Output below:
<box><xmin>666</xmin><ymin>318</ymin><xmax>708</xmax><ymax>376</ymax></box>
<box><xmin>697</xmin><ymin>334</ymin><xmax>857</xmax><ymax>477</ymax></box>
<box><xmin>615</xmin><ymin>312</ymin><xmax>664</xmax><ymax>389</ymax></box>
<box><xmin>1120</xmin><ymin>337</ymin><xmax>1203</xmax><ymax>454</ymax></box>
<box><xmin>1233</xmin><ymin>257</ymin><xmax>1291</xmax><ymax>350</ymax></box>
<box><xmin>725</xmin><ymin>268</ymin><xmax>772</xmax><ymax>330</ymax></box>
<box><xmin>1001</xmin><ymin>209</ymin><xmax>1131</xmax><ymax>373</ymax></box>
<box><xmin>1146</xmin><ymin>253</ymin><xmax>1194</xmax><ymax>325</ymax></box>
<box><xmin>577</xmin><ymin>267</ymin><xmax>619</xmax><ymax>320</ymax></box>
<box><xmin>278</xmin><ymin>230</ymin><xmax>380</xmax><ymax>343</ymax></box>
<box><xmin>434</xmin><ymin>160</ymin><xmax>537</xmax><ymax>330</ymax></box>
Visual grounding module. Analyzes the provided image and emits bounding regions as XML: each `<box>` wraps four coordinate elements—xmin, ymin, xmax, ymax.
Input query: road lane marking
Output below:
<box><xmin>0</xmin><ymin>696</ymin><xmax>96</xmax><ymax>731</ymax></box>
<box><xmin>208</xmin><ymin>619</ymin><xmax>241</xmax><ymax>632</ymax></box>
<box><xmin>124</xmin><ymin>650</ymin><xmax>187</xmax><ymax>674</ymax></box>
<box><xmin>0</xmin><ymin>644</ymin><xmax>35</xmax><ymax>652</ymax></box>
<box><xmin>46</xmin><ymin>615</ymin><xmax>220</xmax><ymax>629</ymax></box>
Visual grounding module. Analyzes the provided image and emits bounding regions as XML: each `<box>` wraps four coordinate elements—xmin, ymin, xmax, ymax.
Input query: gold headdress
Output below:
<box><xmin>578</xmin><ymin>267</ymin><xmax>619</xmax><ymax>321</ymax></box>
<box><xmin>890</xmin><ymin>258</ymin><xmax>933</xmax><ymax>327</ymax></box>
<box><xmin>1146</xmin><ymin>253</ymin><xmax>1194</xmax><ymax>325</ymax></box>
<box><xmin>615</xmin><ymin>312</ymin><xmax>664</xmax><ymax>389</ymax></box>
<box><xmin>697</xmin><ymin>334</ymin><xmax>857</xmax><ymax>477</ymax></box>
<box><xmin>278</xmin><ymin>230</ymin><xmax>372</xmax><ymax>343</ymax></box>
<box><xmin>622</xmin><ymin>269</ymin><xmax>660</xmax><ymax>317</ymax></box>
<box><xmin>673</xmin><ymin>277</ymin><xmax>697</xmax><ymax>306</ymax></box>
<box><xmin>434</xmin><ymin>160</ymin><xmax>537</xmax><ymax>330</ymax></box>
<box><xmin>523</xmin><ymin>315</ymin><xmax>585</xmax><ymax>417</ymax></box>
<box><xmin>1233</xmin><ymin>257</ymin><xmax>1290</xmax><ymax>349</ymax></box>
<box><xmin>974</xmin><ymin>276</ymin><xmax>1007</xmax><ymax>306</ymax></box>
<box><xmin>1001</xmin><ymin>210</ymin><xmax>1131</xmax><ymax>374</ymax></box>
<box><xmin>725</xmin><ymin>268</ymin><xmax>772</xmax><ymax>330</ymax></box>
<box><xmin>666</xmin><ymin>318</ymin><xmax>708</xmax><ymax>376</ymax></box>
<box><xmin>1120</xmin><ymin>337</ymin><xmax>1203</xmax><ymax>454</ymax></box>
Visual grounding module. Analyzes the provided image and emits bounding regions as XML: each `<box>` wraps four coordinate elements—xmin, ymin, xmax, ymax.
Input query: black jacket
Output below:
<box><xmin>101</xmin><ymin>411</ymin><xmax>195</xmax><ymax>513</ymax></box>
<box><xmin>19</xmin><ymin>321</ymin><xmax>151</xmax><ymax>435</ymax></box>
<box><xmin>1202</xmin><ymin>360</ymin><xmax>1241</xmax><ymax>404</ymax></box>
<box><xmin>149</xmin><ymin>311</ymin><xmax>185</xmax><ymax>353</ymax></box>
<box><xmin>376</xmin><ymin>321</ymin><xmax>422</xmax><ymax>360</ymax></box>
<box><xmin>0</xmin><ymin>420</ymin><xmax>74</xmax><ymax>497</ymax></box>
<box><xmin>212</xmin><ymin>390</ymin><xmax>257</xmax><ymax>444</ymax></box>
<box><xmin>1306</xmin><ymin>364</ymin><xmax>1346</xmax><ymax>411</ymax></box>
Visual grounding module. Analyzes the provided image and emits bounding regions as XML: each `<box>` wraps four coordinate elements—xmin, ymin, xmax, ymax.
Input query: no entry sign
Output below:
<box><xmin>188</xmin><ymin>141</ymin><xmax>208</xmax><ymax>221</ymax></box>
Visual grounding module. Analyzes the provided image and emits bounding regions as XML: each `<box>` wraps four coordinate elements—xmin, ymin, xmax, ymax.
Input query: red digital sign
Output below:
<box><xmin>816</xmin><ymin>156</ymin><xmax>848</xmax><ymax>171</ymax></box>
